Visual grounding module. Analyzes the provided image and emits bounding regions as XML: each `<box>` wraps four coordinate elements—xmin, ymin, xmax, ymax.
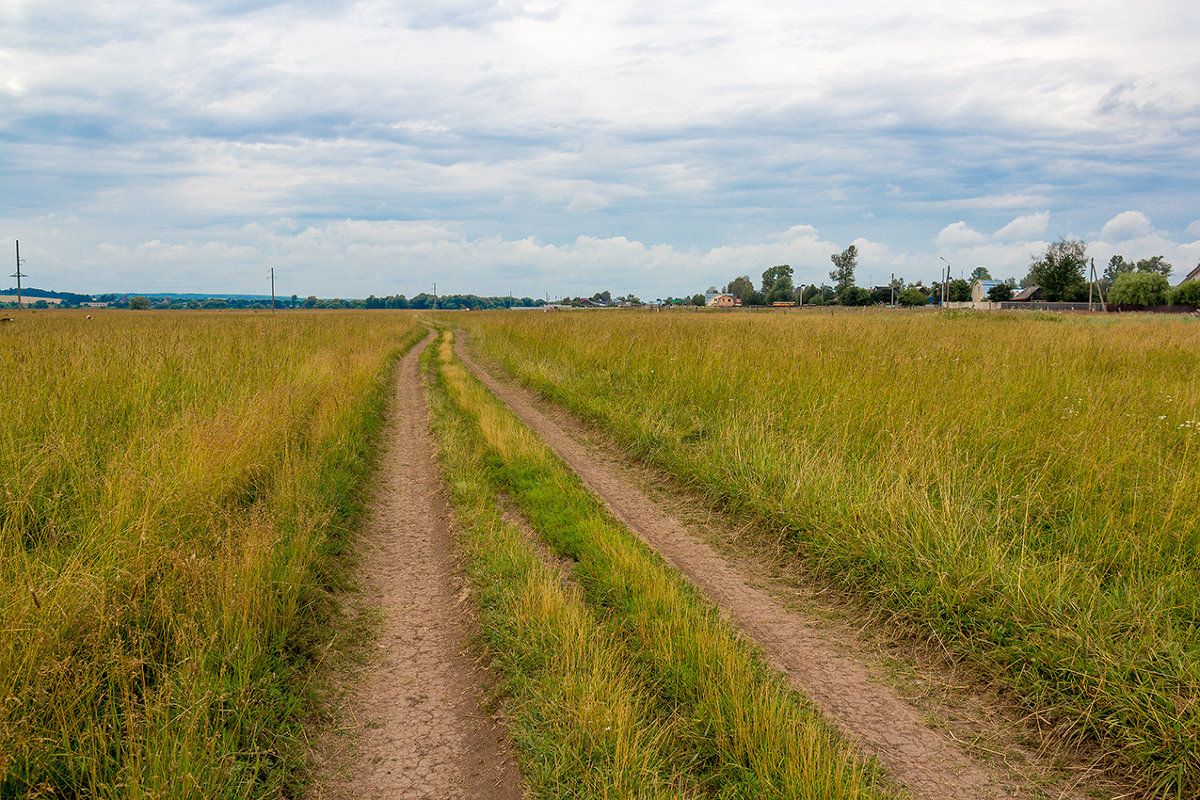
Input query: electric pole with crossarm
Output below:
<box><xmin>11</xmin><ymin>241</ymin><xmax>28</xmax><ymax>309</ymax></box>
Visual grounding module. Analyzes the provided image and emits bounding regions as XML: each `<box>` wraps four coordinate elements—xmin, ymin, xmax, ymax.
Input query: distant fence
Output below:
<box><xmin>996</xmin><ymin>301</ymin><xmax>1199</xmax><ymax>314</ymax></box>
<box><xmin>1105</xmin><ymin>304</ymin><xmax>1199</xmax><ymax>314</ymax></box>
<box><xmin>998</xmin><ymin>301</ymin><xmax>1095</xmax><ymax>311</ymax></box>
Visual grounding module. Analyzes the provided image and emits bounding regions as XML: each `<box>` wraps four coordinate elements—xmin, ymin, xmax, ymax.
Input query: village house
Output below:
<box><xmin>706</xmin><ymin>293</ymin><xmax>736</xmax><ymax>308</ymax></box>
<box><xmin>971</xmin><ymin>279</ymin><xmax>1002</xmax><ymax>302</ymax></box>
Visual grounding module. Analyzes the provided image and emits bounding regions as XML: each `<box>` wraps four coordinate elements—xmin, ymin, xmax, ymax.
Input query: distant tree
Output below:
<box><xmin>970</xmin><ymin>266</ymin><xmax>992</xmax><ymax>281</ymax></box>
<box><xmin>1134</xmin><ymin>255</ymin><xmax>1172</xmax><ymax>276</ymax></box>
<box><xmin>592</xmin><ymin>290</ymin><xmax>612</xmax><ymax>303</ymax></box>
<box><xmin>1101</xmin><ymin>254</ymin><xmax>1130</xmax><ymax>291</ymax></box>
<box><xmin>987</xmin><ymin>283</ymin><xmax>1014</xmax><ymax>302</ymax></box>
<box><xmin>840</xmin><ymin>286</ymin><xmax>872</xmax><ymax>306</ymax></box>
<box><xmin>691</xmin><ymin>294</ymin><xmax>706</xmax><ymax>306</ymax></box>
<box><xmin>1109</xmin><ymin>272</ymin><xmax>1170</xmax><ymax>305</ymax></box>
<box><xmin>1027</xmin><ymin>239</ymin><xmax>1087</xmax><ymax>301</ymax></box>
<box><xmin>898</xmin><ymin>287</ymin><xmax>928</xmax><ymax>306</ymax></box>
<box><xmin>1169</xmin><ymin>279</ymin><xmax>1200</xmax><ymax>306</ymax></box>
<box><xmin>801</xmin><ymin>285</ymin><xmax>822</xmax><ymax>305</ymax></box>
<box><xmin>761</xmin><ymin>265</ymin><xmax>795</xmax><ymax>304</ymax></box>
<box><xmin>868</xmin><ymin>286</ymin><xmax>891</xmax><ymax>305</ymax></box>
<box><xmin>947</xmin><ymin>279</ymin><xmax>972</xmax><ymax>302</ymax></box>
<box><xmin>829</xmin><ymin>245</ymin><xmax>858</xmax><ymax>294</ymax></box>
<box><xmin>761</xmin><ymin>265</ymin><xmax>793</xmax><ymax>293</ymax></box>
<box><xmin>725</xmin><ymin>275</ymin><xmax>754</xmax><ymax>300</ymax></box>
<box><xmin>32</xmin><ymin>299</ymin><xmax>50</xmax><ymax>309</ymax></box>
<box><xmin>202</xmin><ymin>298</ymin><xmax>228</xmax><ymax>309</ymax></box>
<box><xmin>303</xmin><ymin>295</ymin><xmax>318</xmax><ymax>308</ymax></box>
<box><xmin>129</xmin><ymin>296</ymin><xmax>151</xmax><ymax>310</ymax></box>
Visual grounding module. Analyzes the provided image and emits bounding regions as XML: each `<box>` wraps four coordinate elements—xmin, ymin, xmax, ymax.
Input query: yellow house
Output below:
<box><xmin>706</xmin><ymin>293</ymin><xmax>735</xmax><ymax>307</ymax></box>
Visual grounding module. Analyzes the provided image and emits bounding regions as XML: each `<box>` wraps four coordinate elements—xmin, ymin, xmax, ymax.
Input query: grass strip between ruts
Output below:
<box><xmin>427</xmin><ymin>329</ymin><xmax>901</xmax><ymax>799</ymax></box>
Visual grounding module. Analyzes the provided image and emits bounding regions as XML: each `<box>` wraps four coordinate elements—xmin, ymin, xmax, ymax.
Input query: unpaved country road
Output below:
<box><xmin>457</xmin><ymin>340</ymin><xmax>1098</xmax><ymax>800</ymax></box>
<box><xmin>317</xmin><ymin>333</ymin><xmax>523</xmax><ymax>800</ymax></box>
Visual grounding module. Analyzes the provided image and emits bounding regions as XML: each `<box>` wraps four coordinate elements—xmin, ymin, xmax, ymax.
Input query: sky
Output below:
<box><xmin>2</xmin><ymin>0</ymin><xmax>1199</xmax><ymax>299</ymax></box>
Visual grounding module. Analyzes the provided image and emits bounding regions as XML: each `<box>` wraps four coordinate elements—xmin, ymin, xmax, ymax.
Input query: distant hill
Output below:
<box><xmin>1</xmin><ymin>286</ymin><xmax>92</xmax><ymax>305</ymax></box>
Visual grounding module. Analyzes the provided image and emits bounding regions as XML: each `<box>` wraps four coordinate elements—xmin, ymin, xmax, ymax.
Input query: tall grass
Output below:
<box><xmin>0</xmin><ymin>310</ymin><xmax>420</xmax><ymax>798</ymax></box>
<box><xmin>462</xmin><ymin>309</ymin><xmax>1200</xmax><ymax>798</ymax></box>
<box><xmin>429</xmin><ymin>329</ymin><xmax>899</xmax><ymax>799</ymax></box>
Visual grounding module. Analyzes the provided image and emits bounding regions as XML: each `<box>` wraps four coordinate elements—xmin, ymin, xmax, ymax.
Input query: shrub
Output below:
<box><xmin>1109</xmin><ymin>272</ymin><xmax>1170</xmax><ymax>305</ymax></box>
<box><xmin>987</xmin><ymin>283</ymin><xmax>1014</xmax><ymax>302</ymax></box>
<box><xmin>839</xmin><ymin>286</ymin><xmax>872</xmax><ymax>306</ymax></box>
<box><xmin>1169</xmin><ymin>280</ymin><xmax>1200</xmax><ymax>307</ymax></box>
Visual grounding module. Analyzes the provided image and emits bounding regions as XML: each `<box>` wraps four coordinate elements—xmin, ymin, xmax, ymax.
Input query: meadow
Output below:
<box><xmin>461</xmin><ymin>308</ymin><xmax>1200</xmax><ymax>798</ymax></box>
<box><xmin>0</xmin><ymin>310</ymin><xmax>419</xmax><ymax>798</ymax></box>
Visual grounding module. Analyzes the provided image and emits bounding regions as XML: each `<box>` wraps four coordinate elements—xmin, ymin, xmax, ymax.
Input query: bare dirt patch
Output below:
<box><xmin>310</xmin><ymin>334</ymin><xmax>523</xmax><ymax>800</ymax></box>
<box><xmin>457</xmin><ymin>339</ymin><xmax>1129</xmax><ymax>800</ymax></box>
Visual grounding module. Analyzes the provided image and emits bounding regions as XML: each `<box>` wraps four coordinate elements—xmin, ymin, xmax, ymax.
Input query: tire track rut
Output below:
<box><xmin>318</xmin><ymin>333</ymin><xmax>523</xmax><ymax>800</ymax></box>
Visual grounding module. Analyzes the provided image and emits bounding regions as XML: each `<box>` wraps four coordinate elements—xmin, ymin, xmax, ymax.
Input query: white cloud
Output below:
<box><xmin>937</xmin><ymin>221</ymin><xmax>988</xmax><ymax>248</ymax></box>
<box><xmin>1100</xmin><ymin>211</ymin><xmax>1154</xmax><ymax>242</ymax></box>
<box><xmin>994</xmin><ymin>212</ymin><xmax>1049</xmax><ymax>241</ymax></box>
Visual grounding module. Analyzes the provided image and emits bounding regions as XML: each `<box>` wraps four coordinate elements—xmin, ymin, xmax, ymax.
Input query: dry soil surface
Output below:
<box><xmin>457</xmin><ymin>340</ymin><xmax>1107</xmax><ymax>800</ymax></box>
<box><xmin>314</xmin><ymin>333</ymin><xmax>523</xmax><ymax>800</ymax></box>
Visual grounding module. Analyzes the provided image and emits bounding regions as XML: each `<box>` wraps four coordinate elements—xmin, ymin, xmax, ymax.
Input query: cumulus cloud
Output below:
<box><xmin>937</xmin><ymin>222</ymin><xmax>988</xmax><ymax>248</ymax></box>
<box><xmin>994</xmin><ymin>212</ymin><xmax>1050</xmax><ymax>241</ymax></box>
<box><xmin>1088</xmin><ymin>211</ymin><xmax>1200</xmax><ymax>277</ymax></box>
<box><xmin>1100</xmin><ymin>211</ymin><xmax>1154</xmax><ymax>242</ymax></box>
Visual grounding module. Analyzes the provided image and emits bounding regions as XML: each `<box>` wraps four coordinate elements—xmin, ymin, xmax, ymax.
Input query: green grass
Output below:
<box><xmin>459</xmin><ymin>308</ymin><xmax>1200</xmax><ymax>798</ymax></box>
<box><xmin>428</xmin><ymin>328</ymin><xmax>900</xmax><ymax>799</ymax></box>
<box><xmin>0</xmin><ymin>310</ymin><xmax>422</xmax><ymax>798</ymax></box>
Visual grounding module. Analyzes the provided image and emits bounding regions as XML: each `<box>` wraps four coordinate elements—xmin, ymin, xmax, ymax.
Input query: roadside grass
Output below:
<box><xmin>428</xmin><ymin>328</ymin><xmax>900</xmax><ymax>799</ymax></box>
<box><xmin>0</xmin><ymin>310</ymin><xmax>421</xmax><ymax>798</ymax></box>
<box><xmin>459</xmin><ymin>309</ymin><xmax>1200</xmax><ymax>798</ymax></box>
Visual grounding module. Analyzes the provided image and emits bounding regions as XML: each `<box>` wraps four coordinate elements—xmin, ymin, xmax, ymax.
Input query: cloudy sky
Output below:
<box><xmin>3</xmin><ymin>0</ymin><xmax>1199</xmax><ymax>299</ymax></box>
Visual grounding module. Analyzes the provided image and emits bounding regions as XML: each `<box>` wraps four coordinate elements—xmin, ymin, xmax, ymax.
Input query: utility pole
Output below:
<box><xmin>432</xmin><ymin>282</ymin><xmax>437</xmax><ymax>311</ymax></box>
<box><xmin>269</xmin><ymin>266</ymin><xmax>276</xmax><ymax>313</ymax></box>
<box><xmin>890</xmin><ymin>272</ymin><xmax>895</xmax><ymax>306</ymax></box>
<box><xmin>12</xmin><ymin>240</ymin><xmax>28</xmax><ymax>309</ymax></box>
<box><xmin>939</xmin><ymin>257</ymin><xmax>950</xmax><ymax>304</ymax></box>
<box><xmin>1088</xmin><ymin>257</ymin><xmax>1107</xmax><ymax>312</ymax></box>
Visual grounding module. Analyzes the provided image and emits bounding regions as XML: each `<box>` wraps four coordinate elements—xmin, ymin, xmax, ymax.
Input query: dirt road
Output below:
<box><xmin>458</xmin><ymin>341</ymin><xmax>1101</xmax><ymax>800</ymax></box>
<box><xmin>319</xmin><ymin>334</ymin><xmax>522</xmax><ymax>800</ymax></box>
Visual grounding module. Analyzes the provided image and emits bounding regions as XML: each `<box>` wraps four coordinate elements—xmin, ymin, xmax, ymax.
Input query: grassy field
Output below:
<box><xmin>460</xmin><ymin>308</ymin><xmax>1200</xmax><ymax>798</ymax></box>
<box><xmin>0</xmin><ymin>310</ymin><xmax>420</xmax><ymax>798</ymax></box>
<box><xmin>427</xmin><ymin>328</ymin><xmax>900</xmax><ymax>799</ymax></box>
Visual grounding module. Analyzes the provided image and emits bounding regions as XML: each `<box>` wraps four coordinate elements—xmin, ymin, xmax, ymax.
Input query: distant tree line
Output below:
<box><xmin>701</xmin><ymin>240</ymin><xmax>1199</xmax><ymax>311</ymax></box>
<box><xmin>110</xmin><ymin>293</ymin><xmax>556</xmax><ymax>311</ymax></box>
<box><xmin>1020</xmin><ymin>239</ymin><xmax>1197</xmax><ymax>305</ymax></box>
